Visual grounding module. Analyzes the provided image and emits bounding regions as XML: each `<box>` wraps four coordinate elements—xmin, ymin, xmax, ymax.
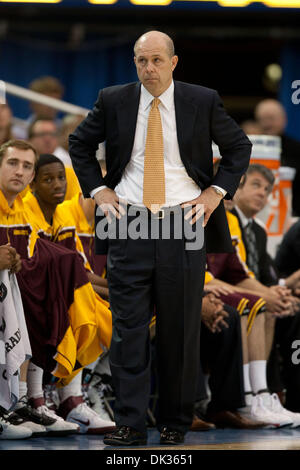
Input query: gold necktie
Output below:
<box><xmin>143</xmin><ymin>97</ymin><xmax>165</xmax><ymax>213</ymax></box>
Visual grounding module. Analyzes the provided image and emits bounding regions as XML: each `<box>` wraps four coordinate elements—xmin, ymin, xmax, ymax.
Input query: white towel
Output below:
<box><xmin>0</xmin><ymin>270</ymin><xmax>31</xmax><ymax>410</ymax></box>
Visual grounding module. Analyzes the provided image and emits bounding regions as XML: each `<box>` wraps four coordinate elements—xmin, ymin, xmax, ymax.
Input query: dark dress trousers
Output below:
<box><xmin>69</xmin><ymin>80</ymin><xmax>252</xmax><ymax>433</ymax></box>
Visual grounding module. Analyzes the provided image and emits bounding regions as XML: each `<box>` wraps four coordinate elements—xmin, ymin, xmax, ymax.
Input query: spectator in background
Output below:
<box><xmin>58</xmin><ymin>114</ymin><xmax>85</xmax><ymax>159</ymax></box>
<box><xmin>13</xmin><ymin>76</ymin><xmax>65</xmax><ymax>140</ymax></box>
<box><xmin>254</xmin><ymin>99</ymin><xmax>300</xmax><ymax>216</ymax></box>
<box><xmin>28</xmin><ymin>118</ymin><xmax>80</xmax><ymax>199</ymax></box>
<box><xmin>28</xmin><ymin>119</ymin><xmax>61</xmax><ymax>157</ymax></box>
<box><xmin>28</xmin><ymin>76</ymin><xmax>64</xmax><ymax>122</ymax></box>
<box><xmin>240</xmin><ymin>119</ymin><xmax>263</xmax><ymax>136</ymax></box>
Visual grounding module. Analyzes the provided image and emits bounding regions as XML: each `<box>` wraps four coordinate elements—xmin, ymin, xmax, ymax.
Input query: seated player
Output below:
<box><xmin>0</xmin><ymin>243</ymin><xmax>35</xmax><ymax>440</ymax></box>
<box><xmin>22</xmin><ymin>153</ymin><xmax>115</xmax><ymax>433</ymax></box>
<box><xmin>23</xmin><ymin>154</ymin><xmax>108</xmax><ymax>299</ymax></box>
<box><xmin>0</xmin><ymin>140</ymin><xmax>82</xmax><ymax>437</ymax></box>
<box><xmin>0</xmin><ymin>140</ymin><xmax>114</xmax><ymax>434</ymax></box>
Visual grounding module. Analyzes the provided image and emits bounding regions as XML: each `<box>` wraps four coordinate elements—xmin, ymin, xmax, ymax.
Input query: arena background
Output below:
<box><xmin>0</xmin><ymin>0</ymin><xmax>300</xmax><ymax>141</ymax></box>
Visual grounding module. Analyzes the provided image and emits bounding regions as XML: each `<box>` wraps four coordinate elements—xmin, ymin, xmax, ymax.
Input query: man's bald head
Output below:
<box><xmin>255</xmin><ymin>99</ymin><xmax>287</xmax><ymax>136</ymax></box>
<box><xmin>133</xmin><ymin>30</ymin><xmax>178</xmax><ymax>97</ymax></box>
<box><xmin>134</xmin><ymin>31</ymin><xmax>175</xmax><ymax>58</ymax></box>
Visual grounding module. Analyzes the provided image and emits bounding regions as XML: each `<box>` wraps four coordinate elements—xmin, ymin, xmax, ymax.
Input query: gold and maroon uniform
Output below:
<box><xmin>0</xmin><ymin>189</ymin><xmax>111</xmax><ymax>385</ymax></box>
<box><xmin>58</xmin><ymin>192</ymin><xmax>107</xmax><ymax>277</ymax></box>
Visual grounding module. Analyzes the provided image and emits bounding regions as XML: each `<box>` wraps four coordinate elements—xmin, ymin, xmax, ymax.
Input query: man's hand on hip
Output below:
<box><xmin>182</xmin><ymin>186</ymin><xmax>223</xmax><ymax>226</ymax></box>
<box><xmin>94</xmin><ymin>188</ymin><xmax>126</xmax><ymax>223</ymax></box>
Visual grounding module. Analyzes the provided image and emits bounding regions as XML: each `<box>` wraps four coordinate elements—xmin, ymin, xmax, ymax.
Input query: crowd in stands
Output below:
<box><xmin>1</xmin><ymin>75</ymin><xmax>300</xmax><ymax>440</ymax></box>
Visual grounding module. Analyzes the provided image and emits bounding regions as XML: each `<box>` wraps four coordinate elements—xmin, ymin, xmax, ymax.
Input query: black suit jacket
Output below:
<box><xmin>275</xmin><ymin>219</ymin><xmax>300</xmax><ymax>276</ymax></box>
<box><xmin>231</xmin><ymin>208</ymin><xmax>279</xmax><ymax>286</ymax></box>
<box><xmin>69</xmin><ymin>81</ymin><xmax>252</xmax><ymax>254</ymax></box>
<box><xmin>280</xmin><ymin>134</ymin><xmax>300</xmax><ymax>217</ymax></box>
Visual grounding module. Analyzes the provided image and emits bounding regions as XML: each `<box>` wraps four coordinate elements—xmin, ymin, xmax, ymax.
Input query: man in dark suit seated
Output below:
<box><xmin>232</xmin><ymin>163</ymin><xmax>300</xmax><ymax>415</ymax></box>
<box><xmin>68</xmin><ymin>30</ymin><xmax>252</xmax><ymax>446</ymax></box>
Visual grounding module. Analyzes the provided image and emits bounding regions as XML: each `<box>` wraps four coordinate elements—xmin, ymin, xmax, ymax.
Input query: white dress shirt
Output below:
<box><xmin>234</xmin><ymin>205</ymin><xmax>252</xmax><ymax>228</ymax></box>
<box><xmin>90</xmin><ymin>81</ymin><xmax>226</xmax><ymax>205</ymax></box>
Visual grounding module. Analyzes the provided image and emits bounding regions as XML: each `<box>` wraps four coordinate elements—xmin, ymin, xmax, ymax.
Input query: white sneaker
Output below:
<box><xmin>267</xmin><ymin>393</ymin><xmax>300</xmax><ymax>429</ymax></box>
<box><xmin>66</xmin><ymin>401</ymin><xmax>116</xmax><ymax>435</ymax></box>
<box><xmin>13</xmin><ymin>396</ymin><xmax>49</xmax><ymax>437</ymax></box>
<box><xmin>251</xmin><ymin>394</ymin><xmax>293</xmax><ymax>429</ymax></box>
<box><xmin>0</xmin><ymin>411</ymin><xmax>32</xmax><ymax>440</ymax></box>
<box><xmin>87</xmin><ymin>383</ymin><xmax>114</xmax><ymax>422</ymax></box>
<box><xmin>33</xmin><ymin>402</ymin><xmax>80</xmax><ymax>436</ymax></box>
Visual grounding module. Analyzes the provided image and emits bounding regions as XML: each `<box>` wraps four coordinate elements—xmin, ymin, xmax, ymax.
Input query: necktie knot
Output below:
<box><xmin>152</xmin><ymin>98</ymin><xmax>161</xmax><ymax>109</ymax></box>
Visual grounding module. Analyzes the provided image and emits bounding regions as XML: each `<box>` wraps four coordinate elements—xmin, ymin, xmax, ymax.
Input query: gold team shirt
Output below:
<box><xmin>58</xmin><ymin>192</ymin><xmax>107</xmax><ymax>277</ymax></box>
<box><xmin>23</xmin><ymin>191</ymin><xmax>91</xmax><ymax>271</ymax></box>
<box><xmin>0</xmin><ymin>189</ymin><xmax>38</xmax><ymax>258</ymax></box>
<box><xmin>59</xmin><ymin>192</ymin><xmax>95</xmax><ymax>262</ymax></box>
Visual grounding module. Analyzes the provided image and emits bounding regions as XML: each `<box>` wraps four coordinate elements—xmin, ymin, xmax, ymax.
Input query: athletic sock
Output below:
<box><xmin>27</xmin><ymin>362</ymin><xmax>44</xmax><ymax>400</ymax></box>
<box><xmin>58</xmin><ymin>371</ymin><xmax>83</xmax><ymax>403</ymax></box>
<box><xmin>19</xmin><ymin>380</ymin><xmax>27</xmax><ymax>400</ymax></box>
<box><xmin>240</xmin><ymin>363</ymin><xmax>253</xmax><ymax>408</ymax></box>
<box><xmin>249</xmin><ymin>360</ymin><xmax>268</xmax><ymax>394</ymax></box>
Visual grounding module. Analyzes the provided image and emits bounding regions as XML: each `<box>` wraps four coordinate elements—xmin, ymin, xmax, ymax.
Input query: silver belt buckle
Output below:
<box><xmin>155</xmin><ymin>209</ymin><xmax>165</xmax><ymax>219</ymax></box>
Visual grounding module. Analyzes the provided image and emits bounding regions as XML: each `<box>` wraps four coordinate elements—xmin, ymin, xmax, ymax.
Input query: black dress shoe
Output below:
<box><xmin>160</xmin><ymin>426</ymin><xmax>185</xmax><ymax>445</ymax></box>
<box><xmin>103</xmin><ymin>425</ymin><xmax>147</xmax><ymax>446</ymax></box>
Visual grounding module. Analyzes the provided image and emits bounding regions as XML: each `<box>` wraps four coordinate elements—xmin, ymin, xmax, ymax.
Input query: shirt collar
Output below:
<box><xmin>235</xmin><ymin>205</ymin><xmax>252</xmax><ymax>228</ymax></box>
<box><xmin>141</xmin><ymin>80</ymin><xmax>174</xmax><ymax>112</ymax></box>
<box><xmin>23</xmin><ymin>191</ymin><xmax>50</xmax><ymax>227</ymax></box>
<box><xmin>0</xmin><ymin>189</ymin><xmax>24</xmax><ymax>215</ymax></box>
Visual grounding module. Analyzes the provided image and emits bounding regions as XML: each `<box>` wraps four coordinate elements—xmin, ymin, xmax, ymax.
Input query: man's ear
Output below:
<box><xmin>239</xmin><ymin>174</ymin><xmax>246</xmax><ymax>188</ymax></box>
<box><xmin>171</xmin><ymin>55</ymin><xmax>178</xmax><ymax>72</ymax></box>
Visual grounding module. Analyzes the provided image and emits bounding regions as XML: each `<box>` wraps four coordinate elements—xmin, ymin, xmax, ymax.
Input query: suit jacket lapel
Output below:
<box><xmin>117</xmin><ymin>82</ymin><xmax>141</xmax><ymax>170</ymax></box>
<box><xmin>174</xmin><ymin>81</ymin><xmax>198</xmax><ymax>168</ymax></box>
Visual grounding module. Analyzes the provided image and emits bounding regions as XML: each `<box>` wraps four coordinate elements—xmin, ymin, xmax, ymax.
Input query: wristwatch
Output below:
<box><xmin>211</xmin><ymin>186</ymin><xmax>225</xmax><ymax>198</ymax></box>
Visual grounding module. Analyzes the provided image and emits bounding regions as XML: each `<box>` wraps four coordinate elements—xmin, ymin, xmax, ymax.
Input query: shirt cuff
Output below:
<box><xmin>211</xmin><ymin>185</ymin><xmax>227</xmax><ymax>197</ymax></box>
<box><xmin>90</xmin><ymin>185</ymin><xmax>107</xmax><ymax>199</ymax></box>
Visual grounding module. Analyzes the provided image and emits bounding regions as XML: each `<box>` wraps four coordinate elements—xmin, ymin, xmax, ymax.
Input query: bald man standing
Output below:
<box><xmin>255</xmin><ymin>99</ymin><xmax>300</xmax><ymax>216</ymax></box>
<box><xmin>69</xmin><ymin>31</ymin><xmax>251</xmax><ymax>446</ymax></box>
